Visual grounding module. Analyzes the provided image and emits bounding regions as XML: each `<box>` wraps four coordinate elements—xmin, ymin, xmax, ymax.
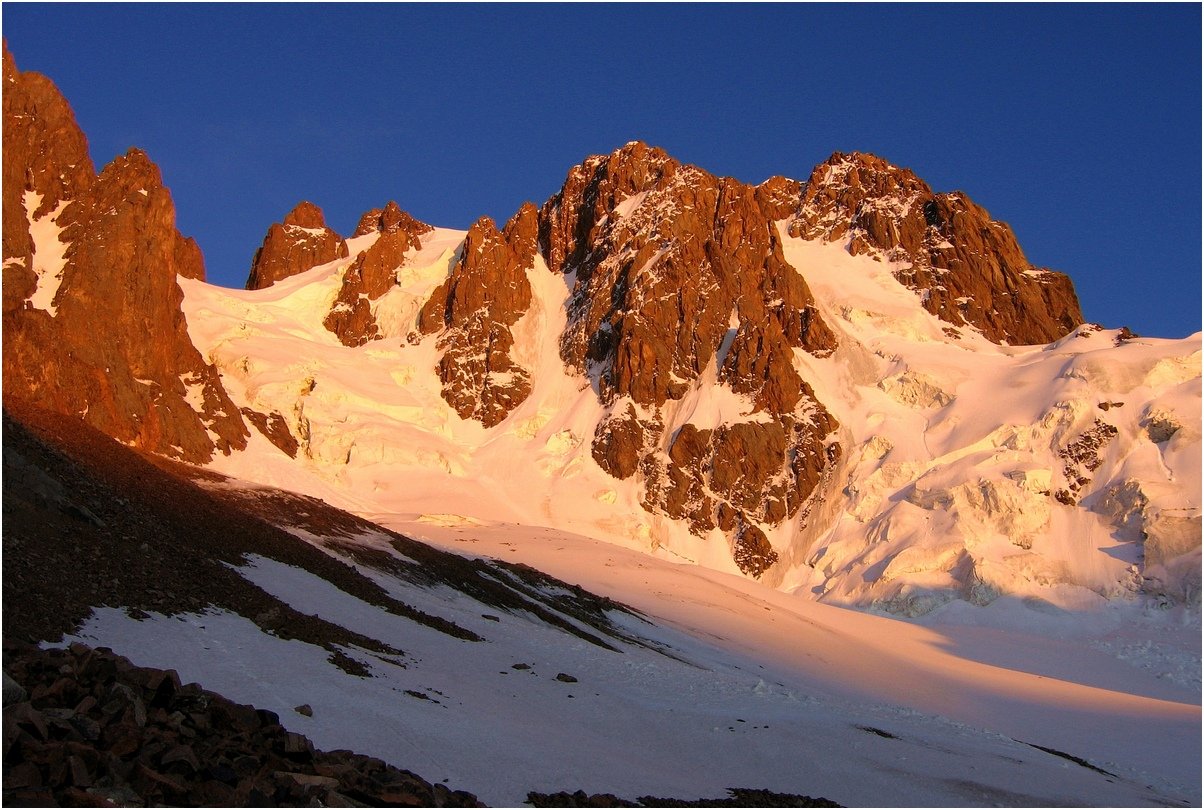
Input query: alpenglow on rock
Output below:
<box><xmin>324</xmin><ymin>202</ymin><xmax>434</xmax><ymax>347</ymax></box>
<box><xmin>417</xmin><ymin>206</ymin><xmax>540</xmax><ymax>428</ymax></box>
<box><xmin>246</xmin><ymin>201</ymin><xmax>348</xmax><ymax>291</ymax></box>
<box><xmin>1</xmin><ymin>43</ymin><xmax>247</xmax><ymax>464</ymax></box>
<box><xmin>787</xmin><ymin>151</ymin><xmax>1083</xmax><ymax>345</ymax></box>
<box><xmin>535</xmin><ymin>141</ymin><xmax>842</xmax><ymax>575</ymax></box>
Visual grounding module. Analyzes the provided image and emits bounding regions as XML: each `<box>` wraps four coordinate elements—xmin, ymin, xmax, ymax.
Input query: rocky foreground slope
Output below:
<box><xmin>2</xmin><ymin>39</ymin><xmax>1198</xmax><ymax>614</ymax></box>
<box><xmin>3</xmin><ymin>642</ymin><xmax>482</xmax><ymax>807</ymax></box>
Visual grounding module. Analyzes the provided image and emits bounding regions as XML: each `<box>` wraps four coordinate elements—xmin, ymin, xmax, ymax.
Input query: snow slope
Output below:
<box><xmin>776</xmin><ymin>233</ymin><xmax>1201</xmax><ymax>613</ymax></box>
<box><xmin>60</xmin><ymin>515</ymin><xmax>1200</xmax><ymax>807</ymax></box>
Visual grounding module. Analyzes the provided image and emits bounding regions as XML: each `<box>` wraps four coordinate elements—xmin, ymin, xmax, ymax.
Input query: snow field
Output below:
<box><xmin>60</xmin><ymin>520</ymin><xmax>1200</xmax><ymax>807</ymax></box>
<box><xmin>185</xmin><ymin>222</ymin><xmax>1200</xmax><ymax>614</ymax></box>
<box><xmin>777</xmin><ymin>230</ymin><xmax>1201</xmax><ymax>612</ymax></box>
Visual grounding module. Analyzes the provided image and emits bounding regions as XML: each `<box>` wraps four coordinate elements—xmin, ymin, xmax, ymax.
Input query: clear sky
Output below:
<box><xmin>3</xmin><ymin>3</ymin><xmax>1200</xmax><ymax>338</ymax></box>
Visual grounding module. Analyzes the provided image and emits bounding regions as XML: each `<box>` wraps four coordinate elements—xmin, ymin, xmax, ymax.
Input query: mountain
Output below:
<box><xmin>245</xmin><ymin>201</ymin><xmax>348</xmax><ymax>292</ymax></box>
<box><xmin>179</xmin><ymin>150</ymin><xmax>1195</xmax><ymax>615</ymax></box>
<box><xmin>2</xmin><ymin>43</ymin><xmax>247</xmax><ymax>464</ymax></box>
<box><xmin>3</xmin><ymin>42</ymin><xmax>1200</xmax><ymax>807</ymax></box>
<box><xmin>4</xmin><ymin>39</ymin><xmax>1198</xmax><ymax>610</ymax></box>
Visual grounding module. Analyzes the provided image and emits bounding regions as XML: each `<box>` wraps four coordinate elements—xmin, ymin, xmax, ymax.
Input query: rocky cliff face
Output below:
<box><xmin>417</xmin><ymin>206</ymin><xmax>538</xmax><ymax>427</ymax></box>
<box><xmin>1</xmin><ymin>43</ymin><xmax>246</xmax><ymax>463</ymax></box>
<box><xmin>787</xmin><ymin>151</ymin><xmax>1082</xmax><ymax>345</ymax></box>
<box><xmin>1</xmin><ymin>43</ymin><xmax>93</xmax><ymax>275</ymax></box>
<box><xmin>324</xmin><ymin>201</ymin><xmax>432</xmax><ymax>347</ymax></box>
<box><xmin>540</xmin><ymin>143</ymin><xmax>838</xmax><ymax>403</ymax></box>
<box><xmin>245</xmin><ymin>201</ymin><xmax>348</xmax><ymax>291</ymax></box>
<box><xmin>353</xmin><ymin>200</ymin><xmax>434</xmax><ymax>241</ymax></box>
<box><xmin>532</xmin><ymin>142</ymin><xmax>842</xmax><ymax>575</ymax></box>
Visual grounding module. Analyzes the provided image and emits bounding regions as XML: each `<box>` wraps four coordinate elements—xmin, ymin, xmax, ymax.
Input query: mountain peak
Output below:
<box><xmin>791</xmin><ymin>150</ymin><xmax>1082</xmax><ymax>345</ymax></box>
<box><xmin>3</xmin><ymin>47</ymin><xmax>247</xmax><ymax>462</ymax></box>
<box><xmin>246</xmin><ymin>201</ymin><xmax>348</xmax><ymax>291</ymax></box>
<box><xmin>534</xmin><ymin>139</ymin><xmax>840</xmax><ymax>576</ymax></box>
<box><xmin>574</xmin><ymin>141</ymin><xmax>683</xmax><ymax>202</ymax></box>
<box><xmin>416</xmin><ymin>212</ymin><xmax>536</xmax><ymax>427</ymax></box>
<box><xmin>353</xmin><ymin>200</ymin><xmax>433</xmax><ymax>240</ymax></box>
<box><xmin>801</xmin><ymin>151</ymin><xmax>933</xmax><ymax>223</ymax></box>
<box><xmin>281</xmin><ymin>200</ymin><xmax>328</xmax><ymax>229</ymax></box>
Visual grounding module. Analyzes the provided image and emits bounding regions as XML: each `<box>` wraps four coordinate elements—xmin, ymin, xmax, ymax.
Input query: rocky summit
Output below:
<box><xmin>2</xmin><ymin>44</ymin><xmax>247</xmax><ymax>465</ymax></box>
<box><xmin>417</xmin><ymin>206</ymin><xmax>539</xmax><ymax>427</ymax></box>
<box><xmin>325</xmin><ymin>201</ymin><xmax>434</xmax><ymax>347</ymax></box>
<box><xmin>788</xmin><ymin>151</ymin><xmax>1083</xmax><ymax>345</ymax></box>
<box><xmin>534</xmin><ymin>143</ymin><xmax>844</xmax><ymax>574</ymax></box>
<box><xmin>246</xmin><ymin>201</ymin><xmax>348</xmax><ymax>291</ymax></box>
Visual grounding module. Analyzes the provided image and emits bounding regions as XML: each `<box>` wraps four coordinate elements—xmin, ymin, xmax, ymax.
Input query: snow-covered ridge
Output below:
<box><xmin>182</xmin><ymin>223</ymin><xmax>1201</xmax><ymax>616</ymax></box>
<box><xmin>777</xmin><ymin>234</ymin><xmax>1201</xmax><ymax>612</ymax></box>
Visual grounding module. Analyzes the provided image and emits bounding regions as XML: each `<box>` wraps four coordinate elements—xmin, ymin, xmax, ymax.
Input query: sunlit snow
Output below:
<box><xmin>180</xmin><ymin>226</ymin><xmax>1200</xmax><ymax>613</ymax></box>
<box><xmin>19</xmin><ymin>190</ymin><xmax>72</xmax><ymax>316</ymax></box>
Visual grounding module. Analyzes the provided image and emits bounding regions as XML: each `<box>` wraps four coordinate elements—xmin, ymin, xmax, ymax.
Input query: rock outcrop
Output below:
<box><xmin>1</xmin><ymin>41</ymin><xmax>93</xmax><ymax>277</ymax></box>
<box><xmin>323</xmin><ymin>202</ymin><xmax>432</xmax><ymax>347</ymax></box>
<box><xmin>534</xmin><ymin>142</ymin><xmax>842</xmax><ymax>575</ymax></box>
<box><xmin>245</xmin><ymin>201</ymin><xmax>348</xmax><ymax>290</ymax></box>
<box><xmin>788</xmin><ymin>151</ymin><xmax>1082</xmax><ymax>345</ymax></box>
<box><xmin>2</xmin><ymin>643</ymin><xmax>482</xmax><ymax>808</ymax></box>
<box><xmin>1</xmin><ymin>43</ymin><xmax>247</xmax><ymax>463</ymax></box>
<box><xmin>540</xmin><ymin>142</ymin><xmax>837</xmax><ymax>406</ymax></box>
<box><xmin>353</xmin><ymin>199</ymin><xmax>434</xmax><ymax>240</ymax></box>
<box><xmin>417</xmin><ymin>206</ymin><xmax>538</xmax><ymax>426</ymax></box>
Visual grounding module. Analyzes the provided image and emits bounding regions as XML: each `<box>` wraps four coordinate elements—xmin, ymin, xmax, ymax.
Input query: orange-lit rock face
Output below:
<box><xmin>322</xmin><ymin>202</ymin><xmax>436</xmax><ymax>347</ymax></box>
<box><xmin>790</xmin><ymin>151</ymin><xmax>1082</xmax><ymax>345</ymax></box>
<box><xmin>417</xmin><ymin>209</ymin><xmax>537</xmax><ymax>427</ymax></box>
<box><xmin>2</xmin><ymin>43</ymin><xmax>247</xmax><ymax>463</ymax></box>
<box><xmin>245</xmin><ymin>201</ymin><xmax>349</xmax><ymax>291</ymax></box>
<box><xmin>531</xmin><ymin>142</ymin><xmax>842</xmax><ymax>576</ymax></box>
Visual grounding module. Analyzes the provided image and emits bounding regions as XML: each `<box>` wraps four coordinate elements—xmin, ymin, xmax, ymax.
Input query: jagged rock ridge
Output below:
<box><xmin>324</xmin><ymin>201</ymin><xmax>433</xmax><ymax>347</ymax></box>
<box><xmin>534</xmin><ymin>142</ymin><xmax>842</xmax><ymax>575</ymax></box>
<box><xmin>417</xmin><ymin>205</ymin><xmax>540</xmax><ymax>427</ymax></box>
<box><xmin>1</xmin><ymin>43</ymin><xmax>247</xmax><ymax>464</ymax></box>
<box><xmin>787</xmin><ymin>151</ymin><xmax>1083</xmax><ymax>345</ymax></box>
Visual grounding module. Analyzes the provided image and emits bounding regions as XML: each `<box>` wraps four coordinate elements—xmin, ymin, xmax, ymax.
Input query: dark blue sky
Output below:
<box><xmin>4</xmin><ymin>3</ymin><xmax>1200</xmax><ymax>337</ymax></box>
